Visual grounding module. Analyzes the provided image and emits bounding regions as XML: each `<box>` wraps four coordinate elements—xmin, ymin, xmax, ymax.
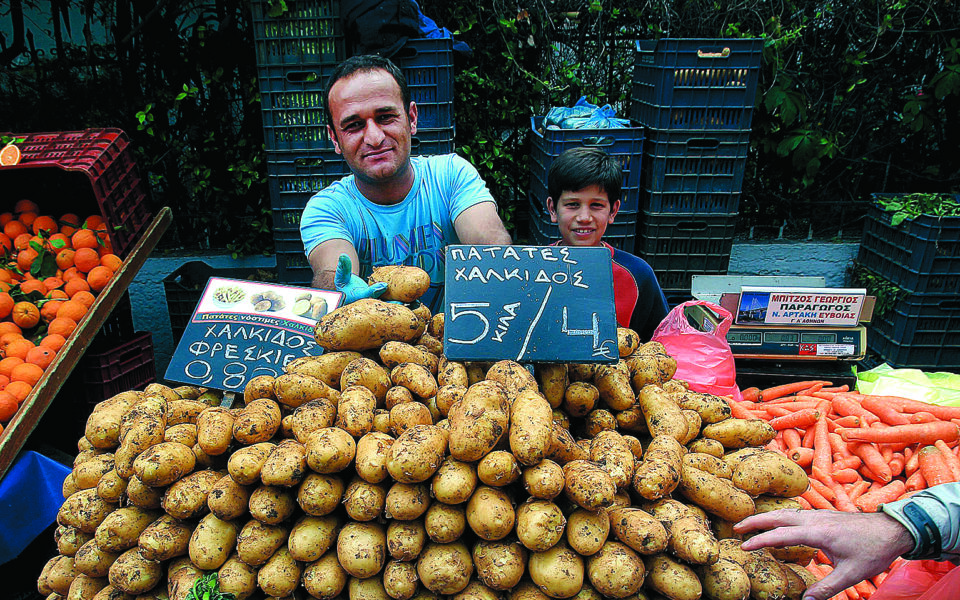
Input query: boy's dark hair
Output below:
<box><xmin>547</xmin><ymin>147</ymin><xmax>622</xmax><ymax>204</ymax></box>
<box><xmin>325</xmin><ymin>55</ymin><xmax>411</xmax><ymax>128</ymax></box>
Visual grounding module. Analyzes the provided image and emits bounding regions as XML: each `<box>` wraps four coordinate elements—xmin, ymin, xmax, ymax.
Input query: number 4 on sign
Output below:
<box><xmin>561</xmin><ymin>308</ymin><xmax>615</xmax><ymax>359</ymax></box>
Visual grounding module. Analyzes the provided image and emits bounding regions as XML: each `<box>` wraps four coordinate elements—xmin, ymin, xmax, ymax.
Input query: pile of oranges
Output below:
<box><xmin>0</xmin><ymin>199</ymin><xmax>123</xmax><ymax>430</ymax></box>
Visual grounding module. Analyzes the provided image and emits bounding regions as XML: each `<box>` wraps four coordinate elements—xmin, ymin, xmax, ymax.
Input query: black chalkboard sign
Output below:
<box><xmin>443</xmin><ymin>245</ymin><xmax>618</xmax><ymax>363</ymax></box>
<box><xmin>165</xmin><ymin>277</ymin><xmax>343</xmax><ymax>391</ymax></box>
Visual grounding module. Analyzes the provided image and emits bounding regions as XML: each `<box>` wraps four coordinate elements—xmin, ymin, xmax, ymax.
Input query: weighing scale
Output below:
<box><xmin>687</xmin><ymin>276</ymin><xmax>870</xmax><ymax>390</ymax></box>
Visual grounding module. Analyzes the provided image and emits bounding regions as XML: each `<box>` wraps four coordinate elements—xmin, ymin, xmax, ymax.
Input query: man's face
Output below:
<box><xmin>547</xmin><ymin>185</ymin><xmax>619</xmax><ymax>247</ymax></box>
<box><xmin>326</xmin><ymin>69</ymin><xmax>417</xmax><ymax>187</ymax></box>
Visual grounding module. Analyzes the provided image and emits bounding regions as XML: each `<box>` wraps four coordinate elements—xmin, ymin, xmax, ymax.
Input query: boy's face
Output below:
<box><xmin>547</xmin><ymin>185</ymin><xmax>620</xmax><ymax>247</ymax></box>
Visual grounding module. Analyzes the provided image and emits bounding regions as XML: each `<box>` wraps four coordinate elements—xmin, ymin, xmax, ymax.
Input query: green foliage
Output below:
<box><xmin>187</xmin><ymin>573</ymin><xmax>235</xmax><ymax>600</ymax></box>
<box><xmin>874</xmin><ymin>193</ymin><xmax>960</xmax><ymax>226</ymax></box>
<box><xmin>849</xmin><ymin>263</ymin><xmax>906</xmax><ymax>319</ymax></box>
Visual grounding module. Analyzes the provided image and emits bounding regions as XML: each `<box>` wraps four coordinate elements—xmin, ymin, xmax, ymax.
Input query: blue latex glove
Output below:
<box><xmin>334</xmin><ymin>254</ymin><xmax>387</xmax><ymax>304</ymax></box>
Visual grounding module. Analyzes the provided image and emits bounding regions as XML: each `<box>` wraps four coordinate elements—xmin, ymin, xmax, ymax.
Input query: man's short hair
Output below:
<box><xmin>325</xmin><ymin>55</ymin><xmax>412</xmax><ymax>128</ymax></box>
<box><xmin>547</xmin><ymin>146</ymin><xmax>623</xmax><ymax>204</ymax></box>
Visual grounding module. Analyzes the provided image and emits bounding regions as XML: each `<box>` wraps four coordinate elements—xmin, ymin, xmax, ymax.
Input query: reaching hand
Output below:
<box><xmin>333</xmin><ymin>254</ymin><xmax>387</xmax><ymax>304</ymax></box>
<box><xmin>735</xmin><ymin>509</ymin><xmax>915</xmax><ymax>600</ymax></box>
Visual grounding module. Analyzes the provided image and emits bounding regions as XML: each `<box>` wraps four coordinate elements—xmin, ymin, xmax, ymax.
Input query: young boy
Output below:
<box><xmin>545</xmin><ymin>146</ymin><xmax>669</xmax><ymax>340</ymax></box>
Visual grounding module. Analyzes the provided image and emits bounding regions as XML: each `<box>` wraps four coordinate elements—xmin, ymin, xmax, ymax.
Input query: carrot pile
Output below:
<box><xmin>733</xmin><ymin>380</ymin><xmax>960</xmax><ymax>599</ymax></box>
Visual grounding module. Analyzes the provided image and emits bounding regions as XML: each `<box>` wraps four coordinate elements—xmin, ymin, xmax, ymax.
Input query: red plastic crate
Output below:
<box><xmin>80</xmin><ymin>331</ymin><xmax>156</xmax><ymax>404</ymax></box>
<box><xmin>0</xmin><ymin>129</ymin><xmax>153</xmax><ymax>258</ymax></box>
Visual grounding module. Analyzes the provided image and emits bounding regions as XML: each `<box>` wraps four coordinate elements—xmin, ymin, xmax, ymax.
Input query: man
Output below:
<box><xmin>300</xmin><ymin>55</ymin><xmax>512</xmax><ymax>311</ymax></box>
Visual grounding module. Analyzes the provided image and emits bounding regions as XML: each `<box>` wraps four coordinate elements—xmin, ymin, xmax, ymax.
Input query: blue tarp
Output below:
<box><xmin>0</xmin><ymin>451</ymin><xmax>71</xmax><ymax>564</ymax></box>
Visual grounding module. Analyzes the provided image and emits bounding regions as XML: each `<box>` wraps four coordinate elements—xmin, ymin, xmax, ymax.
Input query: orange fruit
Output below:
<box><xmin>0</xmin><ymin>144</ymin><xmax>22</xmax><ymax>167</ymax></box>
<box><xmin>74</xmin><ymin>247</ymin><xmax>100</xmax><ymax>273</ymax></box>
<box><xmin>84</xmin><ymin>215</ymin><xmax>105</xmax><ymax>230</ymax></box>
<box><xmin>0</xmin><ymin>282</ymin><xmax>11</xmax><ymax>293</ymax></box>
<box><xmin>60</xmin><ymin>213</ymin><xmax>80</xmax><ymax>227</ymax></box>
<box><xmin>42</xmin><ymin>277</ymin><xmax>64</xmax><ymax>292</ymax></box>
<box><xmin>86</xmin><ymin>266</ymin><xmax>113</xmax><ymax>292</ymax></box>
<box><xmin>71</xmin><ymin>229</ymin><xmax>98</xmax><ymax>250</ymax></box>
<box><xmin>64</xmin><ymin>278</ymin><xmax>90</xmax><ymax>297</ymax></box>
<box><xmin>20</xmin><ymin>279</ymin><xmax>45</xmax><ymax>295</ymax></box>
<box><xmin>0</xmin><ymin>271</ymin><xmax>10</xmax><ymax>284</ymax></box>
<box><xmin>48</xmin><ymin>232</ymin><xmax>69</xmax><ymax>248</ymax></box>
<box><xmin>0</xmin><ymin>233</ymin><xmax>11</xmax><ymax>253</ymax></box>
<box><xmin>99</xmin><ymin>253</ymin><xmax>122</xmax><ymax>273</ymax></box>
<box><xmin>0</xmin><ymin>292</ymin><xmax>12</xmax><ymax>319</ymax></box>
<box><xmin>56</xmin><ymin>300</ymin><xmax>88</xmax><ymax>322</ymax></box>
<box><xmin>47</xmin><ymin>317</ymin><xmax>77</xmax><ymax>338</ymax></box>
<box><xmin>71</xmin><ymin>290</ymin><xmax>96</xmax><ymax>308</ymax></box>
<box><xmin>0</xmin><ymin>214</ymin><xmax>11</xmax><ymax>226</ymax></box>
<box><xmin>4</xmin><ymin>338</ymin><xmax>34</xmax><ymax>360</ymax></box>
<box><xmin>40</xmin><ymin>300</ymin><xmax>64</xmax><ymax>324</ymax></box>
<box><xmin>10</xmin><ymin>302</ymin><xmax>40</xmax><ymax>329</ymax></box>
<box><xmin>32</xmin><ymin>216</ymin><xmax>58</xmax><ymax>235</ymax></box>
<box><xmin>0</xmin><ymin>323</ymin><xmax>21</xmax><ymax>336</ymax></box>
<box><xmin>0</xmin><ymin>391</ymin><xmax>18</xmax><ymax>421</ymax></box>
<box><xmin>0</xmin><ymin>331</ymin><xmax>22</xmax><ymax>347</ymax></box>
<box><xmin>25</xmin><ymin>346</ymin><xmax>56</xmax><ymax>369</ymax></box>
<box><xmin>40</xmin><ymin>334</ymin><xmax>67</xmax><ymax>352</ymax></box>
<box><xmin>18</xmin><ymin>212</ymin><xmax>37</xmax><ymax>228</ymax></box>
<box><xmin>13</xmin><ymin>232</ymin><xmax>33</xmax><ymax>251</ymax></box>
<box><xmin>16</xmin><ymin>247</ymin><xmax>38</xmax><ymax>272</ymax></box>
<box><xmin>0</xmin><ymin>375</ymin><xmax>8</xmax><ymax>390</ymax></box>
<box><xmin>10</xmin><ymin>362</ymin><xmax>43</xmax><ymax>386</ymax></box>
<box><xmin>98</xmin><ymin>241</ymin><xmax>114</xmax><ymax>257</ymax></box>
<box><xmin>0</xmin><ymin>357</ymin><xmax>23</xmax><ymax>378</ymax></box>
<box><xmin>46</xmin><ymin>289</ymin><xmax>68</xmax><ymax>300</ymax></box>
<box><xmin>13</xmin><ymin>200</ymin><xmax>38</xmax><ymax>214</ymax></box>
<box><xmin>62</xmin><ymin>266</ymin><xmax>82</xmax><ymax>282</ymax></box>
<box><xmin>3</xmin><ymin>220</ymin><xmax>27</xmax><ymax>240</ymax></box>
<box><xmin>55</xmin><ymin>248</ymin><xmax>75</xmax><ymax>269</ymax></box>
<box><xmin>5</xmin><ymin>381</ymin><xmax>33</xmax><ymax>404</ymax></box>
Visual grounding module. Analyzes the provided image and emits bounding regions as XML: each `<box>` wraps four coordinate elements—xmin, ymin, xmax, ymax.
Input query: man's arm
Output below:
<box><xmin>453</xmin><ymin>202</ymin><xmax>512</xmax><ymax>245</ymax></box>
<box><xmin>308</xmin><ymin>238</ymin><xmax>360</xmax><ymax>290</ymax></box>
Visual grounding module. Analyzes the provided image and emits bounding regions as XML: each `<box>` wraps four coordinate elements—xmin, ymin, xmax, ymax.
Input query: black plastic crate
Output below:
<box><xmin>79</xmin><ymin>331</ymin><xmax>156</xmax><ymax>404</ymax></box>
<box><xmin>527</xmin><ymin>193</ymin><xmax>637</xmax><ymax>253</ymax></box>
<box><xmin>250</xmin><ymin>0</ymin><xmax>345</xmax><ymax>67</ymax></box>
<box><xmin>275</xmin><ymin>230</ymin><xmax>314</xmax><ymax>286</ymax></box>
<box><xmin>856</xmin><ymin>197</ymin><xmax>960</xmax><ymax>295</ymax></box>
<box><xmin>638</xmin><ymin>212</ymin><xmax>736</xmax><ymax>286</ymax></box>
<box><xmin>643</xmin><ymin>128</ymin><xmax>750</xmax><ymax>194</ymax></box>
<box><xmin>871</xmin><ymin>293</ymin><xmax>960</xmax><ymax>358</ymax></box>
<box><xmin>630</xmin><ymin>38</ymin><xmax>763</xmax><ymax>130</ymax></box>
<box><xmin>164</xmin><ymin>262</ymin><xmax>277</xmax><ymax>341</ymax></box>
<box><xmin>257</xmin><ymin>38</ymin><xmax>454</xmax><ymax>151</ymax></box>
<box><xmin>266</xmin><ymin>128</ymin><xmax>455</xmax><ymax>233</ymax></box>
<box><xmin>393</xmin><ymin>38</ymin><xmax>455</xmax><ymax>130</ymax></box>
<box><xmin>529</xmin><ymin>116</ymin><xmax>645</xmax><ymax>214</ymax></box>
<box><xmin>643</xmin><ymin>189</ymin><xmax>741</xmax><ymax>214</ymax></box>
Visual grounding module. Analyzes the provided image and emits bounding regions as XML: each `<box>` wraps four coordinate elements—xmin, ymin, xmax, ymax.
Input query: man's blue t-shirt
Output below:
<box><xmin>300</xmin><ymin>154</ymin><xmax>496</xmax><ymax>312</ymax></box>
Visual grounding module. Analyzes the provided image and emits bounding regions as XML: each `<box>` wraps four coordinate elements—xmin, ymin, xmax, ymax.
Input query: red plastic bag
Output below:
<box><xmin>651</xmin><ymin>300</ymin><xmax>742</xmax><ymax>401</ymax></box>
<box><xmin>871</xmin><ymin>560</ymin><xmax>960</xmax><ymax>600</ymax></box>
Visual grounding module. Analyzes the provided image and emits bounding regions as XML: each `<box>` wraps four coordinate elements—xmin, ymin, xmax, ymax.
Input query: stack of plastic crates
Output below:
<box><xmin>526</xmin><ymin>117</ymin><xmax>646</xmax><ymax>252</ymax></box>
<box><xmin>855</xmin><ymin>195</ymin><xmax>960</xmax><ymax>371</ymax></box>
<box><xmin>630</xmin><ymin>38</ymin><xmax>762</xmax><ymax>303</ymax></box>
<box><xmin>252</xmin><ymin>0</ymin><xmax>456</xmax><ymax>285</ymax></box>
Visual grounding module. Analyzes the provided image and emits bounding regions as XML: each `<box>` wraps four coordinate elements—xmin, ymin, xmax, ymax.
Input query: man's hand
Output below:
<box><xmin>735</xmin><ymin>509</ymin><xmax>915</xmax><ymax>600</ymax></box>
<box><xmin>334</xmin><ymin>254</ymin><xmax>387</xmax><ymax>304</ymax></box>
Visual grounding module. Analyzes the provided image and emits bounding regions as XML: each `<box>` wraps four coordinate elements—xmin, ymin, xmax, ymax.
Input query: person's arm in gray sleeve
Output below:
<box><xmin>882</xmin><ymin>482</ymin><xmax>960</xmax><ymax>562</ymax></box>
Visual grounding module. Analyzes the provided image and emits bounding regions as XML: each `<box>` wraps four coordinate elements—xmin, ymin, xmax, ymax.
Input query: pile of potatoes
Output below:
<box><xmin>40</xmin><ymin>273</ymin><xmax>817</xmax><ymax>600</ymax></box>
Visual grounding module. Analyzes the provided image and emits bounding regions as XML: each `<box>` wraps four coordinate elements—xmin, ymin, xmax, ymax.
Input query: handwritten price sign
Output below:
<box><xmin>443</xmin><ymin>245</ymin><xmax>618</xmax><ymax>364</ymax></box>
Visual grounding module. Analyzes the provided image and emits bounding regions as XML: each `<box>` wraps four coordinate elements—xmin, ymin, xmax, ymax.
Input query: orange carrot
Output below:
<box><xmin>860</xmin><ymin>396</ymin><xmax>911</xmax><ymax>426</ymax></box>
<box><xmin>727</xmin><ymin>399</ymin><xmax>758</xmax><ymax>420</ymax></box>
<box><xmin>918</xmin><ymin>445</ymin><xmax>956</xmax><ymax>486</ymax></box>
<box><xmin>833</xmin><ymin>455</ymin><xmax>862</xmax><ymax>471</ymax></box>
<box><xmin>782</xmin><ymin>428</ymin><xmax>802</xmax><ymax>450</ymax></box>
<box><xmin>769</xmin><ymin>408</ymin><xmax>821</xmax><ymax>430</ymax></box>
<box><xmin>909</xmin><ymin>411</ymin><xmax>938</xmax><ymax>424</ymax></box>
<box><xmin>758</xmin><ymin>380</ymin><xmax>832</xmax><ymax>402</ymax></box>
<box><xmin>905</xmin><ymin>469</ymin><xmax>926</xmax><ymax>492</ymax></box>
<box><xmin>765</xmin><ymin>437</ymin><xmax>786</xmax><ymax>452</ymax></box>
<box><xmin>832</xmin><ymin>415</ymin><xmax>862</xmax><ymax>428</ymax></box>
<box><xmin>802</xmin><ymin>426</ymin><xmax>816</xmax><ymax>448</ymax></box>
<box><xmin>889</xmin><ymin>452</ymin><xmax>905</xmax><ymax>478</ymax></box>
<box><xmin>839</xmin><ymin>422</ymin><xmax>960</xmax><ymax>445</ymax></box>
<box><xmin>813</xmin><ymin>466</ymin><xmax>858</xmax><ymax>512</ymax></box>
<box><xmin>741</xmin><ymin>387</ymin><xmax>760</xmax><ymax>403</ymax></box>
<box><xmin>831</xmin><ymin>468</ymin><xmax>861</xmax><ymax>484</ymax></box>
<box><xmin>935</xmin><ymin>440</ymin><xmax>960</xmax><ymax>481</ymax></box>
<box><xmin>855</xmin><ymin>480</ymin><xmax>907</xmax><ymax>512</ymax></box>
<box><xmin>832</xmin><ymin>395</ymin><xmax>880</xmax><ymax>425</ymax></box>
<box><xmin>821</xmin><ymin>385</ymin><xmax>850</xmax><ymax>393</ymax></box>
<box><xmin>847</xmin><ymin>479</ymin><xmax>871</xmax><ymax>502</ymax></box>
<box><xmin>802</xmin><ymin>485</ymin><xmax>834</xmax><ymax>510</ymax></box>
<box><xmin>884</xmin><ymin>396</ymin><xmax>960</xmax><ymax>420</ymax></box>
<box><xmin>809</xmin><ymin>477</ymin><xmax>837</xmax><ymax>504</ymax></box>
<box><xmin>813</xmin><ymin>414</ymin><xmax>832</xmax><ymax>473</ymax></box>
<box><xmin>789</xmin><ymin>446</ymin><xmax>814</xmax><ymax>468</ymax></box>
<box><xmin>905</xmin><ymin>446</ymin><xmax>921</xmax><ymax>476</ymax></box>
<box><xmin>828</xmin><ymin>432</ymin><xmax>855</xmax><ymax>459</ymax></box>
<box><xmin>849</xmin><ymin>442</ymin><xmax>893</xmax><ymax>483</ymax></box>
<box><xmin>853</xmin><ymin>579</ymin><xmax>876</xmax><ymax>597</ymax></box>
<box><xmin>797</xmin><ymin>496</ymin><xmax>812</xmax><ymax>509</ymax></box>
